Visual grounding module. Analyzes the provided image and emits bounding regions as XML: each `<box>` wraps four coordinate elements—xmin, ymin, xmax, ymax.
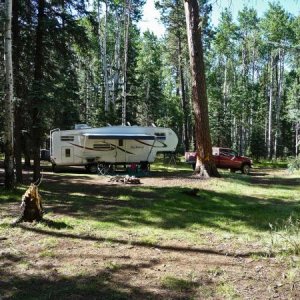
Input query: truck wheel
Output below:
<box><xmin>241</xmin><ymin>164</ymin><xmax>250</xmax><ymax>175</ymax></box>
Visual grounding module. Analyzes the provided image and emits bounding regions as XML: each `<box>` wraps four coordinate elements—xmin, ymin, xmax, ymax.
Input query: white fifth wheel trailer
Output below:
<box><xmin>50</xmin><ymin>124</ymin><xmax>178</xmax><ymax>173</ymax></box>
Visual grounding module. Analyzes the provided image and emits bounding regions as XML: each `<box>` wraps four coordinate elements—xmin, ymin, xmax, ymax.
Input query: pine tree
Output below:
<box><xmin>184</xmin><ymin>0</ymin><xmax>219</xmax><ymax>177</ymax></box>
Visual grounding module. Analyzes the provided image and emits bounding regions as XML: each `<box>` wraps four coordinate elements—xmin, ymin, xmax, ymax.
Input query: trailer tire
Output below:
<box><xmin>86</xmin><ymin>164</ymin><xmax>98</xmax><ymax>174</ymax></box>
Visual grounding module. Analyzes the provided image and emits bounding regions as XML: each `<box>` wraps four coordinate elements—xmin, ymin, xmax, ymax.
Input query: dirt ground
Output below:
<box><xmin>0</xmin><ymin>167</ymin><xmax>299</xmax><ymax>299</ymax></box>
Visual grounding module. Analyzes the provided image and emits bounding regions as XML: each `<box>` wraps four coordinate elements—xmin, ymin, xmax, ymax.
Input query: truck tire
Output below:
<box><xmin>241</xmin><ymin>164</ymin><xmax>250</xmax><ymax>175</ymax></box>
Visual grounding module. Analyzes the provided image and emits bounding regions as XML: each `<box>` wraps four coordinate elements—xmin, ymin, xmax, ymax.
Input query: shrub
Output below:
<box><xmin>269</xmin><ymin>216</ymin><xmax>300</xmax><ymax>255</ymax></box>
<box><xmin>287</xmin><ymin>156</ymin><xmax>300</xmax><ymax>173</ymax></box>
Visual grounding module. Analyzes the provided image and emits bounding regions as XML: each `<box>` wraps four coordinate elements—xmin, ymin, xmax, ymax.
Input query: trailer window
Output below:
<box><xmin>65</xmin><ymin>148</ymin><xmax>71</xmax><ymax>157</ymax></box>
<box><xmin>61</xmin><ymin>136</ymin><xmax>74</xmax><ymax>141</ymax></box>
<box><xmin>93</xmin><ymin>144</ymin><xmax>112</xmax><ymax>150</ymax></box>
<box><xmin>155</xmin><ymin>132</ymin><xmax>166</xmax><ymax>140</ymax></box>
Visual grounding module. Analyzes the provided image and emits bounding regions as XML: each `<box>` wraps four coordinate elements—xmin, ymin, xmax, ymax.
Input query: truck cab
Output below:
<box><xmin>185</xmin><ymin>147</ymin><xmax>252</xmax><ymax>174</ymax></box>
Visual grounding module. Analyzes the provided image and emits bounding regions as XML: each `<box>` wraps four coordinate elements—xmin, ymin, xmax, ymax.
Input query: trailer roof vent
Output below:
<box><xmin>75</xmin><ymin>124</ymin><xmax>91</xmax><ymax>130</ymax></box>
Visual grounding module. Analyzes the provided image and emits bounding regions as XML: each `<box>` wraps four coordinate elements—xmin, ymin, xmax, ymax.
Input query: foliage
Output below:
<box><xmin>269</xmin><ymin>216</ymin><xmax>300</xmax><ymax>255</ymax></box>
<box><xmin>287</xmin><ymin>156</ymin><xmax>300</xmax><ymax>173</ymax></box>
<box><xmin>1</xmin><ymin>1</ymin><xmax>300</xmax><ymax>182</ymax></box>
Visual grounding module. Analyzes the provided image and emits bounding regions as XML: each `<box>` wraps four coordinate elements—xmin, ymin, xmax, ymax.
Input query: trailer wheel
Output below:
<box><xmin>86</xmin><ymin>164</ymin><xmax>98</xmax><ymax>173</ymax></box>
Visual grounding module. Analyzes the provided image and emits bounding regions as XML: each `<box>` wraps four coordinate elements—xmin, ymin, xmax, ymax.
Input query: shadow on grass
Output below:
<box><xmin>221</xmin><ymin>171</ymin><xmax>300</xmax><ymax>189</ymax></box>
<box><xmin>2</xmin><ymin>171</ymin><xmax>299</xmax><ymax>235</ymax></box>
<box><xmin>0</xmin><ymin>253</ymin><xmax>198</xmax><ymax>300</ymax></box>
<box><xmin>40</xmin><ymin>218</ymin><xmax>73</xmax><ymax>230</ymax></box>
<box><xmin>17</xmin><ymin>224</ymin><xmax>274</xmax><ymax>258</ymax></box>
<box><xmin>39</xmin><ymin>179</ymin><xmax>300</xmax><ymax>233</ymax></box>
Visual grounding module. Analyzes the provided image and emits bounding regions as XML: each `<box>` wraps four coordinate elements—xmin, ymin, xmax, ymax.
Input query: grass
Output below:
<box><xmin>0</xmin><ymin>163</ymin><xmax>299</xmax><ymax>299</ymax></box>
<box><xmin>1</xmin><ymin>167</ymin><xmax>299</xmax><ymax>247</ymax></box>
<box><xmin>216</xmin><ymin>281</ymin><xmax>240</xmax><ymax>299</ymax></box>
<box><xmin>253</xmin><ymin>158</ymin><xmax>289</xmax><ymax>168</ymax></box>
<box><xmin>161</xmin><ymin>275</ymin><xmax>197</xmax><ymax>291</ymax></box>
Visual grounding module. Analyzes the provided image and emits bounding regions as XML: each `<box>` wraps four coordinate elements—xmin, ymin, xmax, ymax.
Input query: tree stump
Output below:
<box><xmin>14</xmin><ymin>183</ymin><xmax>44</xmax><ymax>223</ymax></box>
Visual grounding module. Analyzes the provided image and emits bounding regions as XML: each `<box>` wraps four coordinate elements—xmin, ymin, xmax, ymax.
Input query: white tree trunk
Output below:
<box><xmin>223</xmin><ymin>56</ymin><xmax>228</xmax><ymax>112</ymax></box>
<box><xmin>274</xmin><ymin>48</ymin><xmax>285</xmax><ymax>159</ymax></box>
<box><xmin>3</xmin><ymin>0</ymin><xmax>15</xmax><ymax>189</ymax></box>
<box><xmin>296</xmin><ymin>122</ymin><xmax>300</xmax><ymax>157</ymax></box>
<box><xmin>112</xmin><ymin>12</ymin><xmax>121</xmax><ymax>107</ymax></box>
<box><xmin>267</xmin><ymin>54</ymin><xmax>273</xmax><ymax>159</ymax></box>
<box><xmin>122</xmin><ymin>0</ymin><xmax>131</xmax><ymax>126</ymax></box>
<box><xmin>97</xmin><ymin>0</ymin><xmax>110</xmax><ymax>113</ymax></box>
<box><xmin>103</xmin><ymin>0</ymin><xmax>109</xmax><ymax>112</ymax></box>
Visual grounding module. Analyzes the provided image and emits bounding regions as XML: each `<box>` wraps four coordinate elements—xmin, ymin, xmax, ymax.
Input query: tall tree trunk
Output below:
<box><xmin>3</xmin><ymin>0</ymin><xmax>15</xmax><ymax>189</ymax></box>
<box><xmin>122</xmin><ymin>0</ymin><xmax>131</xmax><ymax>126</ymax></box>
<box><xmin>12</xmin><ymin>0</ymin><xmax>23</xmax><ymax>183</ymax></box>
<box><xmin>178</xmin><ymin>37</ymin><xmax>189</xmax><ymax>151</ymax></box>
<box><xmin>184</xmin><ymin>0</ymin><xmax>219</xmax><ymax>177</ymax></box>
<box><xmin>112</xmin><ymin>12</ymin><xmax>121</xmax><ymax>108</ymax></box>
<box><xmin>274</xmin><ymin>48</ymin><xmax>285</xmax><ymax>159</ymax></box>
<box><xmin>145</xmin><ymin>80</ymin><xmax>150</xmax><ymax>124</ymax></box>
<box><xmin>98</xmin><ymin>0</ymin><xmax>110</xmax><ymax>113</ymax></box>
<box><xmin>296</xmin><ymin>122</ymin><xmax>300</xmax><ymax>157</ymax></box>
<box><xmin>267</xmin><ymin>54</ymin><xmax>273</xmax><ymax>159</ymax></box>
<box><xmin>32</xmin><ymin>0</ymin><xmax>45</xmax><ymax>181</ymax></box>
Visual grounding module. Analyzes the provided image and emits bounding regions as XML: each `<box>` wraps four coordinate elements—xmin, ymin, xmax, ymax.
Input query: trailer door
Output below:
<box><xmin>61</xmin><ymin>146</ymin><xmax>74</xmax><ymax>164</ymax></box>
<box><xmin>116</xmin><ymin>139</ymin><xmax>127</xmax><ymax>163</ymax></box>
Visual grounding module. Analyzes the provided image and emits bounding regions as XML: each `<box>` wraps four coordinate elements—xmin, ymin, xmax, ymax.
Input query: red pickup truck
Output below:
<box><xmin>185</xmin><ymin>147</ymin><xmax>252</xmax><ymax>174</ymax></box>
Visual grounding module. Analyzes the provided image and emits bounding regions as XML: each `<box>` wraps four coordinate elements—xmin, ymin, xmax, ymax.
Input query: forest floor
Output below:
<box><xmin>0</xmin><ymin>163</ymin><xmax>300</xmax><ymax>299</ymax></box>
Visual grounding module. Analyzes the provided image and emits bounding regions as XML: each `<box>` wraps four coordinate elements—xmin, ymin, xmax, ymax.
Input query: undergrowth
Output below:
<box><xmin>269</xmin><ymin>216</ymin><xmax>300</xmax><ymax>255</ymax></box>
<box><xmin>287</xmin><ymin>156</ymin><xmax>300</xmax><ymax>174</ymax></box>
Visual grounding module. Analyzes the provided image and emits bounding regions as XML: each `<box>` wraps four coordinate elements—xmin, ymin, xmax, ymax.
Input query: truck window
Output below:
<box><xmin>119</xmin><ymin>140</ymin><xmax>123</xmax><ymax>146</ymax></box>
<box><xmin>220</xmin><ymin>149</ymin><xmax>230</xmax><ymax>156</ymax></box>
<box><xmin>229</xmin><ymin>150</ymin><xmax>238</xmax><ymax>157</ymax></box>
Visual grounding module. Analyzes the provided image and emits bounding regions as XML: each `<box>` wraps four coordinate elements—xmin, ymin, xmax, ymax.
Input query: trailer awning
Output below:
<box><xmin>83</xmin><ymin>133</ymin><xmax>156</xmax><ymax>140</ymax></box>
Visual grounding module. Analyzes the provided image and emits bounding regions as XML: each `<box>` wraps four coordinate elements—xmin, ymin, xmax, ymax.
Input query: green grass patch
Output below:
<box><xmin>216</xmin><ymin>280</ymin><xmax>240</xmax><ymax>299</ymax></box>
<box><xmin>161</xmin><ymin>275</ymin><xmax>198</xmax><ymax>291</ymax></box>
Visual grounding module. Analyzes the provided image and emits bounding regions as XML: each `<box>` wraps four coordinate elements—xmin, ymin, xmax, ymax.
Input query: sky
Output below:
<box><xmin>139</xmin><ymin>0</ymin><xmax>300</xmax><ymax>37</ymax></box>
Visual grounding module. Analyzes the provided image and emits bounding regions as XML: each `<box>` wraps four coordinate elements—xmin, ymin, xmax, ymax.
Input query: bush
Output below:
<box><xmin>287</xmin><ymin>156</ymin><xmax>300</xmax><ymax>173</ymax></box>
<box><xmin>269</xmin><ymin>216</ymin><xmax>300</xmax><ymax>255</ymax></box>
